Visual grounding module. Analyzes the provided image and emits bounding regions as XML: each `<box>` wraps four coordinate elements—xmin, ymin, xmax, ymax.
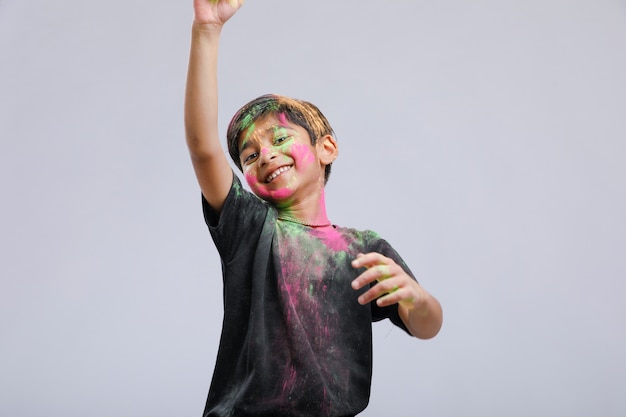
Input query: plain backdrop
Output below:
<box><xmin>1</xmin><ymin>1</ymin><xmax>625</xmax><ymax>416</ymax></box>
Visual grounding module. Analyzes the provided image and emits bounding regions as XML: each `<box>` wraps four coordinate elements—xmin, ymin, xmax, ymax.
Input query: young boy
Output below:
<box><xmin>184</xmin><ymin>1</ymin><xmax>443</xmax><ymax>416</ymax></box>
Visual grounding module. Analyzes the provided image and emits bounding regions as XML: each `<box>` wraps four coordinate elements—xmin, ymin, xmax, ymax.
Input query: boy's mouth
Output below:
<box><xmin>265</xmin><ymin>165</ymin><xmax>292</xmax><ymax>183</ymax></box>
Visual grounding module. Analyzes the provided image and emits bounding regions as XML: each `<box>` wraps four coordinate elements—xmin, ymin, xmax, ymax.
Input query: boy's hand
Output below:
<box><xmin>193</xmin><ymin>0</ymin><xmax>243</xmax><ymax>26</ymax></box>
<box><xmin>351</xmin><ymin>252</ymin><xmax>428</xmax><ymax>312</ymax></box>
<box><xmin>352</xmin><ymin>252</ymin><xmax>443</xmax><ymax>339</ymax></box>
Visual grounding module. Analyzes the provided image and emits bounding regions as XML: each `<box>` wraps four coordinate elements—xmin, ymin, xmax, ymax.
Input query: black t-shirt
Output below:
<box><xmin>202</xmin><ymin>175</ymin><xmax>415</xmax><ymax>417</ymax></box>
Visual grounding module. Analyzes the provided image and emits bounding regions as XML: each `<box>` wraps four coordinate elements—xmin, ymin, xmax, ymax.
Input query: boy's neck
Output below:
<box><xmin>276</xmin><ymin>188</ymin><xmax>330</xmax><ymax>226</ymax></box>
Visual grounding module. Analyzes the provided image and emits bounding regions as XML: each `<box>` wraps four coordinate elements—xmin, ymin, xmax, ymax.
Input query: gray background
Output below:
<box><xmin>1</xmin><ymin>0</ymin><xmax>625</xmax><ymax>416</ymax></box>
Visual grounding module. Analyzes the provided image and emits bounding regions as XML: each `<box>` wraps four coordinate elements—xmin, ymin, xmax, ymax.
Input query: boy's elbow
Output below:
<box><xmin>413</xmin><ymin>320</ymin><xmax>442</xmax><ymax>340</ymax></box>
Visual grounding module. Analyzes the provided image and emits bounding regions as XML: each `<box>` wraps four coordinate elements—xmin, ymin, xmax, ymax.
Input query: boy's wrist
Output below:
<box><xmin>192</xmin><ymin>20</ymin><xmax>225</xmax><ymax>35</ymax></box>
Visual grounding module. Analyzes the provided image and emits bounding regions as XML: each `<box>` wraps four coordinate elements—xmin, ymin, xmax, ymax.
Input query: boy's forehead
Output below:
<box><xmin>238</xmin><ymin>113</ymin><xmax>295</xmax><ymax>147</ymax></box>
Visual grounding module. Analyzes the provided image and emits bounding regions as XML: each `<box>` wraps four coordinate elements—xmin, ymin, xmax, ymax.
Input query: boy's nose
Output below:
<box><xmin>259</xmin><ymin>147</ymin><xmax>277</xmax><ymax>165</ymax></box>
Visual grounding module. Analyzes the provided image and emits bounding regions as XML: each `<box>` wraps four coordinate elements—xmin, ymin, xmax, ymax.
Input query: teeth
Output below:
<box><xmin>266</xmin><ymin>166</ymin><xmax>291</xmax><ymax>183</ymax></box>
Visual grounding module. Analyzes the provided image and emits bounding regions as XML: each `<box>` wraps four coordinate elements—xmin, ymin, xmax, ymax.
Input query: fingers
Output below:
<box><xmin>351</xmin><ymin>252</ymin><xmax>417</xmax><ymax>307</ymax></box>
<box><xmin>357</xmin><ymin>276</ymin><xmax>402</xmax><ymax>305</ymax></box>
<box><xmin>351</xmin><ymin>252</ymin><xmax>388</xmax><ymax>271</ymax></box>
<box><xmin>351</xmin><ymin>253</ymin><xmax>398</xmax><ymax>290</ymax></box>
<box><xmin>194</xmin><ymin>0</ymin><xmax>243</xmax><ymax>25</ymax></box>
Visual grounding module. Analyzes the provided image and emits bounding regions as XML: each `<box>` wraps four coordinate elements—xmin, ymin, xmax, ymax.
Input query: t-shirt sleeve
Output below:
<box><xmin>201</xmin><ymin>173</ymin><xmax>269</xmax><ymax>264</ymax></box>
<box><xmin>369</xmin><ymin>237</ymin><xmax>418</xmax><ymax>335</ymax></box>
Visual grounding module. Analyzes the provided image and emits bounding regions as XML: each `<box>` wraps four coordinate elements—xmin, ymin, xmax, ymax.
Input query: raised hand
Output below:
<box><xmin>193</xmin><ymin>0</ymin><xmax>244</xmax><ymax>26</ymax></box>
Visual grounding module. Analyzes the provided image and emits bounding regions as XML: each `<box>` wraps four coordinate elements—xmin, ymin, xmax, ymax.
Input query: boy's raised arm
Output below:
<box><xmin>184</xmin><ymin>0</ymin><xmax>243</xmax><ymax>212</ymax></box>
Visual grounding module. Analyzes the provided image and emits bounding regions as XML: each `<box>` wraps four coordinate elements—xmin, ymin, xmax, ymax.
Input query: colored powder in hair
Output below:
<box><xmin>240</xmin><ymin>112</ymin><xmax>256</xmax><ymax>132</ymax></box>
<box><xmin>276</xmin><ymin>111</ymin><xmax>289</xmax><ymax>127</ymax></box>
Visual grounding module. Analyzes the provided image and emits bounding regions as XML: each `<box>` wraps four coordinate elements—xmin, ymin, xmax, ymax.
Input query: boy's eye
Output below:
<box><xmin>243</xmin><ymin>152</ymin><xmax>258</xmax><ymax>164</ymax></box>
<box><xmin>274</xmin><ymin>135</ymin><xmax>289</xmax><ymax>145</ymax></box>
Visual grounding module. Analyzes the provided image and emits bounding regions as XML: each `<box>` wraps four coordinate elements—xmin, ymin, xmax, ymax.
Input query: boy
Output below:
<box><xmin>184</xmin><ymin>1</ymin><xmax>443</xmax><ymax>416</ymax></box>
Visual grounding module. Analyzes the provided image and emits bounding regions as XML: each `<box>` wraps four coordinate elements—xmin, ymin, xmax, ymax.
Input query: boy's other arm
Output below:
<box><xmin>351</xmin><ymin>253</ymin><xmax>443</xmax><ymax>340</ymax></box>
<box><xmin>184</xmin><ymin>0</ymin><xmax>243</xmax><ymax>213</ymax></box>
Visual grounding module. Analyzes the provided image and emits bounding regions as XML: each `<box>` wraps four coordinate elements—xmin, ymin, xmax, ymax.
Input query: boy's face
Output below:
<box><xmin>238</xmin><ymin>114</ymin><xmax>327</xmax><ymax>207</ymax></box>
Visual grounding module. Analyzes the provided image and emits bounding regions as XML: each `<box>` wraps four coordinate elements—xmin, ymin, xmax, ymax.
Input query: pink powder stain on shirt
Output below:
<box><xmin>316</xmin><ymin>227</ymin><xmax>349</xmax><ymax>251</ymax></box>
<box><xmin>280</xmin><ymin>364</ymin><xmax>297</xmax><ymax>400</ymax></box>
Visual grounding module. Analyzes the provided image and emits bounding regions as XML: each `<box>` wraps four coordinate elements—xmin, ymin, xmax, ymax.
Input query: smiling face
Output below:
<box><xmin>227</xmin><ymin>94</ymin><xmax>336</xmax><ymax>184</ymax></box>
<box><xmin>238</xmin><ymin>114</ymin><xmax>326</xmax><ymax>207</ymax></box>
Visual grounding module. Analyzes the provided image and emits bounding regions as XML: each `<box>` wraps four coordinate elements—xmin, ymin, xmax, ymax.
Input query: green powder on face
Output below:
<box><xmin>238</xmin><ymin>118</ymin><xmax>257</xmax><ymax>155</ymax></box>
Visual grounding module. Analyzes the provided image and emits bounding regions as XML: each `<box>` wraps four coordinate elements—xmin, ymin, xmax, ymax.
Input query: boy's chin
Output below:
<box><xmin>252</xmin><ymin>188</ymin><xmax>295</xmax><ymax>206</ymax></box>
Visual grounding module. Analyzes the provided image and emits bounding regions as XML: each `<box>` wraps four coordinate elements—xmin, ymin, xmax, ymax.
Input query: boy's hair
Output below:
<box><xmin>226</xmin><ymin>94</ymin><xmax>335</xmax><ymax>184</ymax></box>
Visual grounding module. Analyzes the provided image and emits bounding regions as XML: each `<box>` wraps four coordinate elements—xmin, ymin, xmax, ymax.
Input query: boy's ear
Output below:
<box><xmin>317</xmin><ymin>135</ymin><xmax>339</xmax><ymax>165</ymax></box>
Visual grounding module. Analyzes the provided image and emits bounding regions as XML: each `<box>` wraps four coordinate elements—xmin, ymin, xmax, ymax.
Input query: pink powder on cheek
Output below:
<box><xmin>246</xmin><ymin>170</ymin><xmax>294</xmax><ymax>202</ymax></box>
<box><xmin>244</xmin><ymin>171</ymin><xmax>257</xmax><ymax>189</ymax></box>
<box><xmin>244</xmin><ymin>171</ymin><xmax>273</xmax><ymax>200</ymax></box>
<box><xmin>291</xmin><ymin>143</ymin><xmax>316</xmax><ymax>167</ymax></box>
